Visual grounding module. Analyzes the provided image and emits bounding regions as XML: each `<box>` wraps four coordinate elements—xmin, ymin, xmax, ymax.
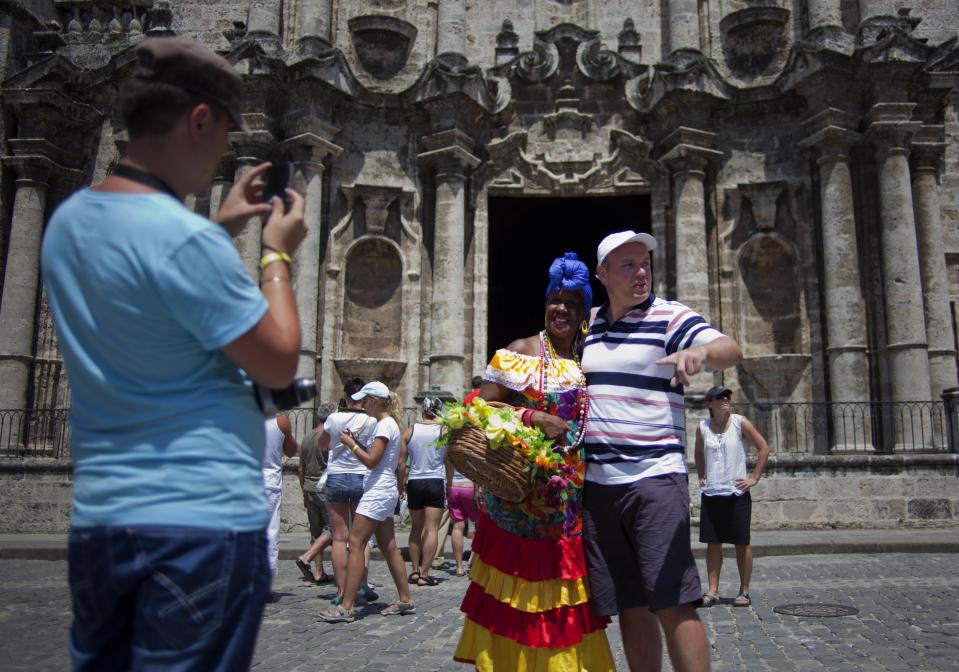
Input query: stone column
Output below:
<box><xmin>805</xmin><ymin>0</ymin><xmax>851</xmax><ymax>50</ymax></box>
<box><xmin>866</xmin><ymin>103</ymin><xmax>931</xmax><ymax>403</ymax></box>
<box><xmin>808</xmin><ymin>0</ymin><xmax>843</xmax><ymax>30</ymax></box>
<box><xmin>799</xmin><ymin>111</ymin><xmax>872</xmax><ymax>448</ymax></box>
<box><xmin>436</xmin><ymin>0</ymin><xmax>467</xmax><ymax>58</ymax></box>
<box><xmin>207</xmin><ymin>156</ymin><xmax>235</xmax><ymax>222</ymax></box>
<box><xmin>910</xmin><ymin>133</ymin><xmax>958</xmax><ymax>400</ymax></box>
<box><xmin>668</xmin><ymin>0</ymin><xmax>700</xmax><ymax>54</ymax></box>
<box><xmin>283</xmin><ymin>123</ymin><xmax>343</xmax><ymax>389</ymax></box>
<box><xmin>418</xmin><ymin>130</ymin><xmax>479</xmax><ymax>399</ymax></box>
<box><xmin>247</xmin><ymin>0</ymin><xmax>281</xmax><ymax>44</ymax></box>
<box><xmin>661</xmin><ymin>128</ymin><xmax>722</xmax><ymax>323</ymax></box>
<box><xmin>296</xmin><ymin>0</ymin><xmax>333</xmax><ymax>54</ymax></box>
<box><xmin>229</xmin><ymin>128</ymin><xmax>274</xmax><ymax>279</ymax></box>
<box><xmin>0</xmin><ymin>156</ymin><xmax>52</xmax><ymax>413</ymax></box>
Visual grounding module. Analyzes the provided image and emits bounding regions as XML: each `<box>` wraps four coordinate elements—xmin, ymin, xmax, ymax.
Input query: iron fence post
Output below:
<box><xmin>941</xmin><ymin>387</ymin><xmax>959</xmax><ymax>453</ymax></box>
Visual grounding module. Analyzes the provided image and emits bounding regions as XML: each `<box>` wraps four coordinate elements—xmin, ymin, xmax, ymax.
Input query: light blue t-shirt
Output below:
<box><xmin>41</xmin><ymin>189</ymin><xmax>270</xmax><ymax>531</ymax></box>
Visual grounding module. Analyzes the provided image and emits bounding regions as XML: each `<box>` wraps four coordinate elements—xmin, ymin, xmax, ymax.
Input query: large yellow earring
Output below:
<box><xmin>581</xmin><ymin>320</ymin><xmax>588</xmax><ymax>335</ymax></box>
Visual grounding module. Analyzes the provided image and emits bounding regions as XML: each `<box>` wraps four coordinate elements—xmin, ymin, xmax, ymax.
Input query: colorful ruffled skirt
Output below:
<box><xmin>453</xmin><ymin>514</ymin><xmax>614</xmax><ymax>671</ymax></box>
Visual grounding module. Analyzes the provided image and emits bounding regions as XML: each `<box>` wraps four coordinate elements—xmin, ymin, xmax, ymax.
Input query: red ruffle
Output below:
<box><xmin>471</xmin><ymin>514</ymin><xmax>588</xmax><ymax>581</ymax></box>
<box><xmin>461</xmin><ymin>583</ymin><xmax>610</xmax><ymax>649</ymax></box>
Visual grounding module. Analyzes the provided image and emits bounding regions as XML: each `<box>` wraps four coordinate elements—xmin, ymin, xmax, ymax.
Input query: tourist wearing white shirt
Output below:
<box><xmin>694</xmin><ymin>385</ymin><xmax>770</xmax><ymax>609</ymax></box>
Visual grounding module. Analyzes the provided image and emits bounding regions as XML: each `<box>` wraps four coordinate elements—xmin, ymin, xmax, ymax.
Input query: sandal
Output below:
<box><xmin>734</xmin><ymin>592</ymin><xmax>751</xmax><ymax>607</ymax></box>
<box><xmin>416</xmin><ymin>575</ymin><xmax>440</xmax><ymax>587</ymax></box>
<box><xmin>701</xmin><ymin>593</ymin><xmax>720</xmax><ymax>608</ymax></box>
<box><xmin>380</xmin><ymin>601</ymin><xmax>416</xmax><ymax>616</ymax></box>
<box><xmin>407</xmin><ymin>571</ymin><xmax>421</xmax><ymax>585</ymax></box>
<box><xmin>295</xmin><ymin>558</ymin><xmax>316</xmax><ymax>583</ymax></box>
<box><xmin>318</xmin><ymin>605</ymin><xmax>356</xmax><ymax>623</ymax></box>
<box><xmin>315</xmin><ymin>572</ymin><xmax>332</xmax><ymax>585</ymax></box>
<box><xmin>455</xmin><ymin>568</ymin><xmax>466</xmax><ymax>577</ymax></box>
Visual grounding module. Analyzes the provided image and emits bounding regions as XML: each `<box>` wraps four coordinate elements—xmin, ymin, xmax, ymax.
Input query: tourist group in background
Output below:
<box><xmin>44</xmin><ymin>34</ymin><xmax>774</xmax><ymax>672</ymax></box>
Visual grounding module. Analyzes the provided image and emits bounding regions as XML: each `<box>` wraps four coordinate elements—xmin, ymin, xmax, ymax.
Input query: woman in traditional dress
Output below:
<box><xmin>453</xmin><ymin>253</ymin><xmax>615</xmax><ymax>671</ymax></box>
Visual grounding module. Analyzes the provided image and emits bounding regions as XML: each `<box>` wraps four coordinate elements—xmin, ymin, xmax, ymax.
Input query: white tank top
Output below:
<box><xmin>699</xmin><ymin>414</ymin><xmax>748</xmax><ymax>497</ymax></box>
<box><xmin>262</xmin><ymin>415</ymin><xmax>285</xmax><ymax>491</ymax></box>
<box><xmin>406</xmin><ymin>423</ymin><xmax>446</xmax><ymax>480</ymax></box>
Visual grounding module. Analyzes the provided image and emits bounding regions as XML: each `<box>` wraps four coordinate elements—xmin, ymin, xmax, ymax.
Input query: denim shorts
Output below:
<box><xmin>325</xmin><ymin>472</ymin><xmax>365</xmax><ymax>504</ymax></box>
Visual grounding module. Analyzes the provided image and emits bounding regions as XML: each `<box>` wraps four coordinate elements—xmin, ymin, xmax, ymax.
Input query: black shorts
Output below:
<box><xmin>582</xmin><ymin>473</ymin><xmax>702</xmax><ymax>616</ymax></box>
<box><xmin>406</xmin><ymin>478</ymin><xmax>445</xmax><ymax>510</ymax></box>
<box><xmin>699</xmin><ymin>492</ymin><xmax>751</xmax><ymax>545</ymax></box>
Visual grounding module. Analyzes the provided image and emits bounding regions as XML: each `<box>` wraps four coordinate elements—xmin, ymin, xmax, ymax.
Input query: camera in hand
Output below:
<box><xmin>254</xmin><ymin>378</ymin><xmax>317</xmax><ymax>415</ymax></box>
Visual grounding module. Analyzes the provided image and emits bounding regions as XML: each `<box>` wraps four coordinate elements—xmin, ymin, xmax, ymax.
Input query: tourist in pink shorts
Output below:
<box><xmin>445</xmin><ymin>466</ymin><xmax>480</xmax><ymax>576</ymax></box>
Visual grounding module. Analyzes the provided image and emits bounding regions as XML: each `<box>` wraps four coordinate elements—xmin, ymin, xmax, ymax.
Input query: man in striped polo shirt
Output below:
<box><xmin>581</xmin><ymin>231</ymin><xmax>743</xmax><ymax>672</ymax></box>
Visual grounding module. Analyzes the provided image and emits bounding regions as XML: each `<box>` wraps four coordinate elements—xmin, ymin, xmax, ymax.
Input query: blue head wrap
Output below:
<box><xmin>545</xmin><ymin>252</ymin><xmax>592</xmax><ymax>311</ymax></box>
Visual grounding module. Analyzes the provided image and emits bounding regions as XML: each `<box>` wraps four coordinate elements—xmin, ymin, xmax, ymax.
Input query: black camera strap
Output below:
<box><xmin>113</xmin><ymin>163</ymin><xmax>179</xmax><ymax>200</ymax></box>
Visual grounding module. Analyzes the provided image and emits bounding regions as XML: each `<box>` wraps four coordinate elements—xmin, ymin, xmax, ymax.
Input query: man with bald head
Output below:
<box><xmin>581</xmin><ymin>231</ymin><xmax>743</xmax><ymax>672</ymax></box>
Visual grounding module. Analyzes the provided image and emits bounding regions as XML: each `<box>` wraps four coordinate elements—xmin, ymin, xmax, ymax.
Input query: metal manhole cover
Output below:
<box><xmin>773</xmin><ymin>603</ymin><xmax>859</xmax><ymax>618</ymax></box>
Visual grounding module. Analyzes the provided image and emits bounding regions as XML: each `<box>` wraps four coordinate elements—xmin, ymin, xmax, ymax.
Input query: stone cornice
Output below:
<box><xmin>865</xmin><ymin>102</ymin><xmax>922</xmax><ymax>152</ymax></box>
<box><xmin>658</xmin><ymin>127</ymin><xmax>723</xmax><ymax>170</ymax></box>
<box><xmin>1</xmin><ymin>87</ymin><xmax>101</xmax><ymax>128</ymax></box>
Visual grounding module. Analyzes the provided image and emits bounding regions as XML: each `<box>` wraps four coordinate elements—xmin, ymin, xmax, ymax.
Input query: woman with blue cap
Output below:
<box><xmin>453</xmin><ymin>253</ymin><xmax>614</xmax><ymax>671</ymax></box>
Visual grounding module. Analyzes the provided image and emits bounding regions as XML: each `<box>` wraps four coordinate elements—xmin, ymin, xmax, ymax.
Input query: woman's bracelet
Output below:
<box><xmin>259</xmin><ymin>251</ymin><xmax>292</xmax><ymax>270</ymax></box>
<box><xmin>521</xmin><ymin>409</ymin><xmax>536</xmax><ymax>427</ymax></box>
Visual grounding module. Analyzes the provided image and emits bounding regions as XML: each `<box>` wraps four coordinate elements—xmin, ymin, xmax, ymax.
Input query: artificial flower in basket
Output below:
<box><xmin>436</xmin><ymin>397</ymin><xmax>580</xmax><ymax>505</ymax></box>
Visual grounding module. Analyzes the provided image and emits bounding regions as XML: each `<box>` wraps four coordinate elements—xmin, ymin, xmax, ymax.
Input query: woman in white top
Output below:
<box><xmin>694</xmin><ymin>385</ymin><xmax>770</xmax><ymax>608</ymax></box>
<box><xmin>400</xmin><ymin>397</ymin><xmax>446</xmax><ymax>586</ymax></box>
<box><xmin>319</xmin><ymin>381</ymin><xmax>414</xmax><ymax>622</ymax></box>
<box><xmin>263</xmin><ymin>414</ymin><xmax>298</xmax><ymax>577</ymax></box>
<box><xmin>318</xmin><ymin>378</ymin><xmax>378</xmax><ymax>603</ymax></box>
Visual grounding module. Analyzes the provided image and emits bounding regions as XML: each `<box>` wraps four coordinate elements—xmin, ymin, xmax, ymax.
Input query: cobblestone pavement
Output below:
<box><xmin>2</xmin><ymin>554</ymin><xmax>958</xmax><ymax>671</ymax></box>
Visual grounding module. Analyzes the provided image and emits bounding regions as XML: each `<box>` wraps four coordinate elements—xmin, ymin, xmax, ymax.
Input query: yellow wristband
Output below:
<box><xmin>259</xmin><ymin>251</ymin><xmax>292</xmax><ymax>270</ymax></box>
<box><xmin>350</xmin><ymin>444</ymin><xmax>358</xmax><ymax>454</ymax></box>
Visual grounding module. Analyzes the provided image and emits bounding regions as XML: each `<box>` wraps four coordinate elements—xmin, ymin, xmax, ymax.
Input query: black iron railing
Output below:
<box><xmin>2</xmin><ymin>401</ymin><xmax>956</xmax><ymax>459</ymax></box>
<box><xmin>728</xmin><ymin>401</ymin><xmax>951</xmax><ymax>454</ymax></box>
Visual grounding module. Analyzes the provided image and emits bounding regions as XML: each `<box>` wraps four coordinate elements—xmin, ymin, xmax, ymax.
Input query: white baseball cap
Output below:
<box><xmin>596</xmin><ymin>230</ymin><xmax>657</xmax><ymax>266</ymax></box>
<box><xmin>351</xmin><ymin>381</ymin><xmax>390</xmax><ymax>400</ymax></box>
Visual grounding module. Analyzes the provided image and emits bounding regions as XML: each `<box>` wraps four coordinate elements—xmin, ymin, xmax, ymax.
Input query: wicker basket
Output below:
<box><xmin>447</xmin><ymin>408</ymin><xmax>532</xmax><ymax>503</ymax></box>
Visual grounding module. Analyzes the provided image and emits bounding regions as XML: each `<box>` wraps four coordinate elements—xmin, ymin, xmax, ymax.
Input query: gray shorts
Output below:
<box><xmin>583</xmin><ymin>473</ymin><xmax>702</xmax><ymax>616</ymax></box>
<box><xmin>303</xmin><ymin>490</ymin><xmax>330</xmax><ymax>540</ymax></box>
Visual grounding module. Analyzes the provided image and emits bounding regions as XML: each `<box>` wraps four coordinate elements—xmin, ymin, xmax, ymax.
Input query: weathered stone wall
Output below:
<box><xmin>3</xmin><ymin>456</ymin><xmax>956</xmax><ymax>533</ymax></box>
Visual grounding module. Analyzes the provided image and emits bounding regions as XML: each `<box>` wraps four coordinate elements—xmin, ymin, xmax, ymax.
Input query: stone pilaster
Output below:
<box><xmin>247</xmin><ymin>0</ymin><xmax>281</xmax><ymax>49</ymax></box>
<box><xmin>282</xmin><ymin>119</ymin><xmax>343</xmax><ymax>392</ymax></box>
<box><xmin>910</xmin><ymin>130</ymin><xmax>958</xmax><ymax>400</ymax></box>
<box><xmin>436</xmin><ymin>0</ymin><xmax>467</xmax><ymax>60</ymax></box>
<box><xmin>805</xmin><ymin>0</ymin><xmax>852</xmax><ymax>50</ymax></box>
<box><xmin>295</xmin><ymin>0</ymin><xmax>333</xmax><ymax>55</ymax></box>
<box><xmin>866</xmin><ymin>103</ymin><xmax>931</xmax><ymax>403</ymax></box>
<box><xmin>207</xmin><ymin>155</ymin><xmax>235</xmax><ymax>222</ymax></box>
<box><xmin>667</xmin><ymin>0</ymin><xmax>700</xmax><ymax>55</ymax></box>
<box><xmin>661</xmin><ymin>128</ymin><xmax>722</xmax><ymax>324</ymax></box>
<box><xmin>799</xmin><ymin>110</ymin><xmax>872</xmax><ymax>448</ymax></box>
<box><xmin>228</xmin><ymin>125</ymin><xmax>275</xmax><ymax>279</ymax></box>
<box><xmin>0</xmin><ymin>141</ymin><xmax>81</xmax><ymax>417</ymax></box>
<box><xmin>418</xmin><ymin>130</ymin><xmax>479</xmax><ymax>399</ymax></box>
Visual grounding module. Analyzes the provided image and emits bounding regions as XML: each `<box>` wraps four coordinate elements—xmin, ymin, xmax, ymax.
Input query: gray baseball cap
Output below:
<box><xmin>133</xmin><ymin>37</ymin><xmax>247</xmax><ymax>131</ymax></box>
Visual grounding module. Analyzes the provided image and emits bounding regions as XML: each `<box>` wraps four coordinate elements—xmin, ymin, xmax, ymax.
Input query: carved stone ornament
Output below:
<box><xmin>471</xmin><ymin>127</ymin><xmax>659</xmax><ymax>201</ymax></box>
<box><xmin>348</xmin><ymin>14</ymin><xmax>417</xmax><ymax>80</ymax></box>
<box><xmin>491</xmin><ymin>23</ymin><xmax>645</xmax><ymax>84</ymax></box>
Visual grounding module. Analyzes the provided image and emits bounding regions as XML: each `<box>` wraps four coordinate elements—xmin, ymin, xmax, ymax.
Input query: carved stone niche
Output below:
<box><xmin>719</xmin><ymin>3</ymin><xmax>789</xmax><ymax>81</ymax></box>
<box><xmin>348</xmin><ymin>14</ymin><xmax>417</xmax><ymax>80</ymax></box>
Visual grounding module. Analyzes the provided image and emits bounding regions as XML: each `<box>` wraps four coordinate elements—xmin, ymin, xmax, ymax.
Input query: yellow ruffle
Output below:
<box><xmin>485</xmin><ymin>349</ymin><xmax>585</xmax><ymax>394</ymax></box>
<box><xmin>454</xmin><ymin>618</ymin><xmax>615</xmax><ymax>672</ymax></box>
<box><xmin>470</xmin><ymin>556</ymin><xmax>590</xmax><ymax>613</ymax></box>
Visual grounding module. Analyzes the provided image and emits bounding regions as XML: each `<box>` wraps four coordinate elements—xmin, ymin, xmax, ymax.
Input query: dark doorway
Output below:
<box><xmin>486</xmin><ymin>195</ymin><xmax>652</xmax><ymax>360</ymax></box>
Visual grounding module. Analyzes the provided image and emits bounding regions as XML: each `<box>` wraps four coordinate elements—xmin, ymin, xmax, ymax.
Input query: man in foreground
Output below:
<box><xmin>581</xmin><ymin>231</ymin><xmax>743</xmax><ymax>672</ymax></box>
<box><xmin>41</xmin><ymin>36</ymin><xmax>306</xmax><ymax>670</ymax></box>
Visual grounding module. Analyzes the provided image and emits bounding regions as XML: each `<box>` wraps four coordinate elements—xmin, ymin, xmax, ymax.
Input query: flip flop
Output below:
<box><xmin>315</xmin><ymin>573</ymin><xmax>332</xmax><ymax>584</ymax></box>
<box><xmin>700</xmin><ymin>593</ymin><xmax>720</xmax><ymax>608</ymax></box>
<box><xmin>407</xmin><ymin>571</ymin><xmax>421</xmax><ymax>584</ymax></box>
<box><xmin>734</xmin><ymin>592</ymin><xmax>751</xmax><ymax>607</ymax></box>
<box><xmin>416</xmin><ymin>575</ymin><xmax>440</xmax><ymax>587</ymax></box>
<box><xmin>455</xmin><ymin>568</ymin><xmax>466</xmax><ymax>577</ymax></box>
<box><xmin>295</xmin><ymin>559</ymin><xmax>316</xmax><ymax>583</ymax></box>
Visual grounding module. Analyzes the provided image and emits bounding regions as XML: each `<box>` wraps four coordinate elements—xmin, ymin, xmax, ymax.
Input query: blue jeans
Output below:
<box><xmin>68</xmin><ymin>526</ymin><xmax>271</xmax><ymax>672</ymax></box>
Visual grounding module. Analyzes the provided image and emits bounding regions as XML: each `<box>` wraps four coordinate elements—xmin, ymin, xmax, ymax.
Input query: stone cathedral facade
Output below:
<box><xmin>1</xmin><ymin>0</ymin><xmax>958</xmax><ymax>430</ymax></box>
